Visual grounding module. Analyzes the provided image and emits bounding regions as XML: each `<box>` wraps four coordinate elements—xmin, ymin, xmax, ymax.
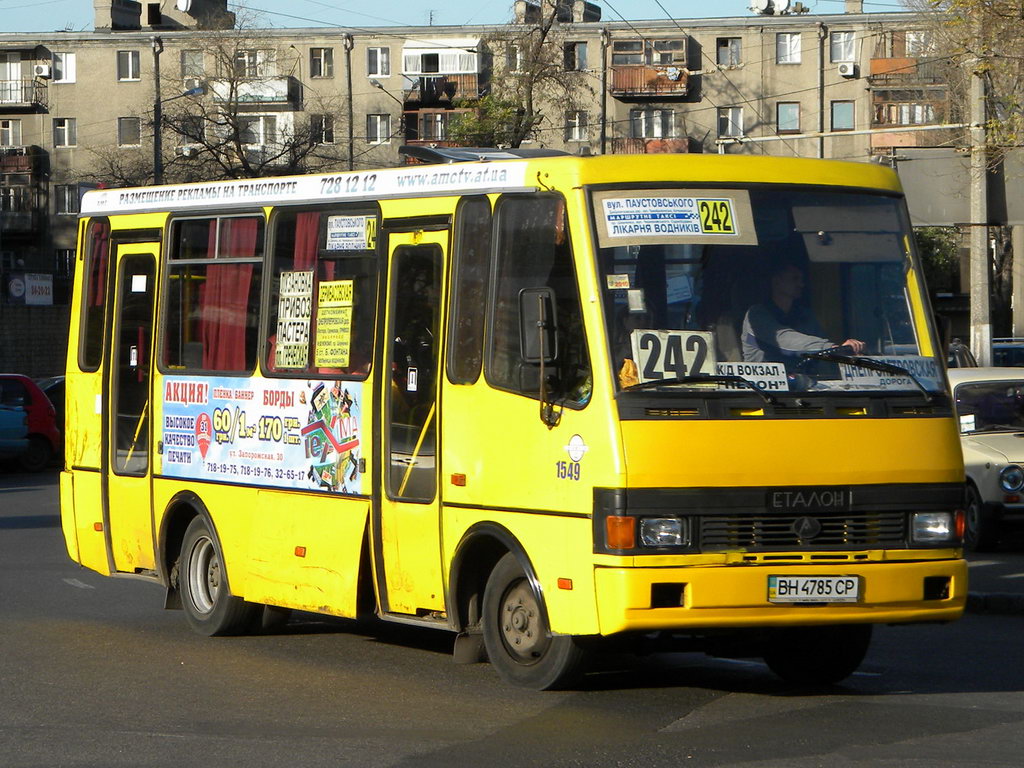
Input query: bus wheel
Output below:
<box><xmin>481</xmin><ymin>553</ymin><xmax>587</xmax><ymax>690</ymax></box>
<box><xmin>763</xmin><ymin>624</ymin><xmax>872</xmax><ymax>686</ymax></box>
<box><xmin>964</xmin><ymin>485</ymin><xmax>999</xmax><ymax>552</ymax></box>
<box><xmin>179</xmin><ymin>516</ymin><xmax>256</xmax><ymax>636</ymax></box>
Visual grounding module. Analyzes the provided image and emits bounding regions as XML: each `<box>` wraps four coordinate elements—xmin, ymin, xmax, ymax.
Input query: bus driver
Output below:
<box><xmin>742</xmin><ymin>262</ymin><xmax>865</xmax><ymax>363</ymax></box>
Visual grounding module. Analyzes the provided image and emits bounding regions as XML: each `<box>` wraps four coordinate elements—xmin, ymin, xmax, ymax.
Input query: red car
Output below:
<box><xmin>0</xmin><ymin>374</ymin><xmax>61</xmax><ymax>471</ymax></box>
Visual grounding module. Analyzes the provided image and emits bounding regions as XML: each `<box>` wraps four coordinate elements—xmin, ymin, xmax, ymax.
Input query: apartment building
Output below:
<box><xmin>0</xmin><ymin>0</ymin><xmax>946</xmax><ymax>374</ymax></box>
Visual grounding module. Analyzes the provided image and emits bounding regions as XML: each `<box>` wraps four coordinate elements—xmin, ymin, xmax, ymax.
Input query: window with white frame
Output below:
<box><xmin>506</xmin><ymin>44</ymin><xmax>522</xmax><ymax>73</ymax></box>
<box><xmin>905</xmin><ymin>31</ymin><xmax>931</xmax><ymax>57</ymax></box>
<box><xmin>417</xmin><ymin>112</ymin><xmax>449</xmax><ymax>141</ymax></box>
<box><xmin>890</xmin><ymin>103</ymin><xmax>935</xmax><ymax>125</ymax></box>
<box><xmin>52</xmin><ymin>52</ymin><xmax>76</xmax><ymax>83</ymax></box>
<box><xmin>776</xmin><ymin>102</ymin><xmax>800</xmax><ymax>133</ymax></box>
<box><xmin>830</xmin><ymin>31</ymin><xmax>855</xmax><ymax>63</ymax></box>
<box><xmin>233</xmin><ymin>49</ymin><xmax>275</xmax><ymax>78</ymax></box>
<box><xmin>367</xmin><ymin>47</ymin><xmax>391</xmax><ymax>77</ymax></box>
<box><xmin>831</xmin><ymin>100</ymin><xmax>855</xmax><ymax>131</ymax></box>
<box><xmin>54</xmin><ymin>184</ymin><xmax>79</xmax><ymax>214</ymax></box>
<box><xmin>118</xmin><ymin>117</ymin><xmax>141</xmax><ymax>147</ymax></box>
<box><xmin>181</xmin><ymin>49</ymin><xmax>203</xmax><ymax>90</ymax></box>
<box><xmin>776</xmin><ymin>32</ymin><xmax>801</xmax><ymax>64</ymax></box>
<box><xmin>402</xmin><ymin>49</ymin><xmax>477</xmax><ymax>75</ymax></box>
<box><xmin>629</xmin><ymin>108</ymin><xmax>674</xmax><ymax>139</ymax></box>
<box><xmin>311</xmin><ymin>114</ymin><xmax>335</xmax><ymax>144</ymax></box>
<box><xmin>310</xmin><ymin>47</ymin><xmax>334</xmax><ymax>78</ymax></box>
<box><xmin>565</xmin><ymin>110</ymin><xmax>588</xmax><ymax>142</ymax></box>
<box><xmin>239</xmin><ymin>114</ymin><xmax>278</xmax><ymax>146</ymax></box>
<box><xmin>611</xmin><ymin>39</ymin><xmax>686</xmax><ymax>66</ymax></box>
<box><xmin>717</xmin><ymin>106</ymin><xmax>743</xmax><ymax>138</ymax></box>
<box><xmin>0</xmin><ymin>119</ymin><xmax>21</xmax><ymax>146</ymax></box>
<box><xmin>117</xmin><ymin>50</ymin><xmax>141</xmax><ymax>81</ymax></box>
<box><xmin>366</xmin><ymin>113</ymin><xmax>391</xmax><ymax>144</ymax></box>
<box><xmin>564</xmin><ymin>41</ymin><xmax>587</xmax><ymax>71</ymax></box>
<box><xmin>53</xmin><ymin>118</ymin><xmax>76</xmax><ymax>147</ymax></box>
<box><xmin>716</xmin><ymin>37</ymin><xmax>741</xmax><ymax>67</ymax></box>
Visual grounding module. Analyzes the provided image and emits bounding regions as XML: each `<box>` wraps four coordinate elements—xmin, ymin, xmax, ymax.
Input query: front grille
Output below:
<box><xmin>699</xmin><ymin>512</ymin><xmax>906</xmax><ymax>551</ymax></box>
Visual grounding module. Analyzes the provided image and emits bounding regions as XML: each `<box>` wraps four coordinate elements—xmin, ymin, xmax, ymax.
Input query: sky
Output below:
<box><xmin>0</xmin><ymin>0</ymin><xmax>910</xmax><ymax>34</ymax></box>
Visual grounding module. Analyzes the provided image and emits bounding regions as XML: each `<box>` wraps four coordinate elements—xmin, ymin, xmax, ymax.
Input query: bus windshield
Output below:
<box><xmin>593</xmin><ymin>186</ymin><xmax>942</xmax><ymax>396</ymax></box>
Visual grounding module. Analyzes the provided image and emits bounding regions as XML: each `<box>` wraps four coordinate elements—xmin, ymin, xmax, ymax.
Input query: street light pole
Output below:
<box><xmin>152</xmin><ymin>36</ymin><xmax>164</xmax><ymax>186</ymax></box>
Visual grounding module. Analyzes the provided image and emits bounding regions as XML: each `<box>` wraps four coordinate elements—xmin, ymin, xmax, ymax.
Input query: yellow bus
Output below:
<box><xmin>60</xmin><ymin>149</ymin><xmax>967</xmax><ymax>689</ymax></box>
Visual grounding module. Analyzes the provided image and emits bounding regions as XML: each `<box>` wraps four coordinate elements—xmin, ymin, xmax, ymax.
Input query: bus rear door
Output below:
<box><xmin>377</xmin><ymin>228</ymin><xmax>448</xmax><ymax>617</ymax></box>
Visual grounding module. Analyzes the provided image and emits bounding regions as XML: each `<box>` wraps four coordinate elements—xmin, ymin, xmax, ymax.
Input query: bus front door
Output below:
<box><xmin>104</xmin><ymin>243</ymin><xmax>158</xmax><ymax>574</ymax></box>
<box><xmin>377</xmin><ymin>231</ymin><xmax>447</xmax><ymax>617</ymax></box>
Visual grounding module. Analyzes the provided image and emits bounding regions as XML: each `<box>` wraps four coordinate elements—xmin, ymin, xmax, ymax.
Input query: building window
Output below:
<box><xmin>717</xmin><ymin>106</ymin><xmax>743</xmax><ymax>138</ymax></box>
<box><xmin>0</xmin><ymin>119</ymin><xmax>21</xmax><ymax>146</ymax></box>
<box><xmin>716</xmin><ymin>37</ymin><xmax>741</xmax><ymax>67</ymax></box>
<box><xmin>181</xmin><ymin>49</ymin><xmax>203</xmax><ymax>90</ymax></box>
<box><xmin>905</xmin><ymin>31</ymin><xmax>931</xmax><ymax>57</ymax></box>
<box><xmin>366</xmin><ymin>114</ymin><xmax>391</xmax><ymax>144</ymax></box>
<box><xmin>830</xmin><ymin>31</ymin><xmax>855</xmax><ymax>63</ymax></box>
<box><xmin>117</xmin><ymin>50</ymin><xmax>141</xmax><ymax>81</ymax></box>
<box><xmin>311</xmin><ymin>114</ymin><xmax>334</xmax><ymax>144</ymax></box>
<box><xmin>367</xmin><ymin>47</ymin><xmax>390</xmax><ymax>77</ymax></box>
<box><xmin>310</xmin><ymin>47</ymin><xmax>334</xmax><ymax>78</ymax></box>
<box><xmin>233</xmin><ymin>49</ymin><xmax>274</xmax><ymax>78</ymax></box>
<box><xmin>53</xmin><ymin>118</ymin><xmax>77</xmax><ymax>147</ymax></box>
<box><xmin>612</xmin><ymin>39</ymin><xmax>686</xmax><ymax>66</ymax></box>
<box><xmin>55</xmin><ymin>248</ymin><xmax>75</xmax><ymax>278</ymax></box>
<box><xmin>506</xmin><ymin>44</ymin><xmax>522</xmax><ymax>73</ymax></box>
<box><xmin>564</xmin><ymin>41</ymin><xmax>587</xmax><ymax>71</ymax></box>
<box><xmin>776</xmin><ymin>102</ymin><xmax>800</xmax><ymax>133</ymax></box>
<box><xmin>776</xmin><ymin>32</ymin><xmax>801</xmax><ymax>64</ymax></box>
<box><xmin>54</xmin><ymin>184</ymin><xmax>79</xmax><ymax>215</ymax></box>
<box><xmin>831</xmin><ymin>100</ymin><xmax>855</xmax><ymax>131</ymax></box>
<box><xmin>630</xmin><ymin>108</ymin><xmax>673</xmax><ymax>139</ymax></box>
<box><xmin>565</xmin><ymin>110</ymin><xmax>588</xmax><ymax>142</ymax></box>
<box><xmin>880</xmin><ymin>103</ymin><xmax>935</xmax><ymax>125</ymax></box>
<box><xmin>239</xmin><ymin>115</ymin><xmax>278</xmax><ymax>146</ymax></box>
<box><xmin>52</xmin><ymin>52</ymin><xmax>76</xmax><ymax>83</ymax></box>
<box><xmin>416</xmin><ymin>112</ymin><xmax>449</xmax><ymax>141</ymax></box>
<box><xmin>118</xmin><ymin>117</ymin><xmax>141</xmax><ymax>147</ymax></box>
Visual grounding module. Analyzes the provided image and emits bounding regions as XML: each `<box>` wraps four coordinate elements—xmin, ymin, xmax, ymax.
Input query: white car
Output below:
<box><xmin>949</xmin><ymin>367</ymin><xmax>1024</xmax><ymax>550</ymax></box>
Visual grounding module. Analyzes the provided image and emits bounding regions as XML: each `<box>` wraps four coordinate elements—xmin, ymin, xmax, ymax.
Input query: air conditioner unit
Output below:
<box><xmin>175</xmin><ymin>145</ymin><xmax>197</xmax><ymax>158</ymax></box>
<box><xmin>33</xmin><ymin>63</ymin><xmax>52</xmax><ymax>79</ymax></box>
<box><xmin>837</xmin><ymin>62</ymin><xmax>858</xmax><ymax>78</ymax></box>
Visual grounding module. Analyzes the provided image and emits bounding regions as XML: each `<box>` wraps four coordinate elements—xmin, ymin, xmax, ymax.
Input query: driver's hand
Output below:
<box><xmin>842</xmin><ymin>338</ymin><xmax>866</xmax><ymax>355</ymax></box>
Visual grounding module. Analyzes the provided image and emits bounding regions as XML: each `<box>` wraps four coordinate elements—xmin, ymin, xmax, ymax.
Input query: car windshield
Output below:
<box><xmin>592</xmin><ymin>186</ymin><xmax>943</xmax><ymax>396</ymax></box>
<box><xmin>955</xmin><ymin>380</ymin><xmax>1024</xmax><ymax>433</ymax></box>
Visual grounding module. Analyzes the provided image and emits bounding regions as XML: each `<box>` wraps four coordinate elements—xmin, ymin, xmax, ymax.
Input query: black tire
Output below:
<box><xmin>179</xmin><ymin>516</ymin><xmax>258</xmax><ymax>636</ymax></box>
<box><xmin>763</xmin><ymin>624</ymin><xmax>872</xmax><ymax>686</ymax></box>
<box><xmin>481</xmin><ymin>552</ymin><xmax>587</xmax><ymax>690</ymax></box>
<box><xmin>19</xmin><ymin>436</ymin><xmax>52</xmax><ymax>472</ymax></box>
<box><xmin>964</xmin><ymin>484</ymin><xmax>999</xmax><ymax>552</ymax></box>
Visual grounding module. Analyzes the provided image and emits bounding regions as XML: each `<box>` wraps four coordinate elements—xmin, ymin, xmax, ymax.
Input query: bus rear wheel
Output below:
<box><xmin>481</xmin><ymin>553</ymin><xmax>587</xmax><ymax>690</ymax></box>
<box><xmin>179</xmin><ymin>516</ymin><xmax>257</xmax><ymax>636</ymax></box>
<box><xmin>763</xmin><ymin>624</ymin><xmax>873</xmax><ymax>685</ymax></box>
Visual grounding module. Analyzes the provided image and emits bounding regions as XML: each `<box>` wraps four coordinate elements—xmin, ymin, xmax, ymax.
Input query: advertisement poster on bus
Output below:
<box><xmin>161</xmin><ymin>376</ymin><xmax>363</xmax><ymax>495</ymax></box>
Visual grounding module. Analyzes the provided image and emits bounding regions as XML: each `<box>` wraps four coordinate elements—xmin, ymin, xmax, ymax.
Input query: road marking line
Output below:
<box><xmin>1000</xmin><ymin>572</ymin><xmax>1024</xmax><ymax>579</ymax></box>
<box><xmin>63</xmin><ymin>578</ymin><xmax>95</xmax><ymax>590</ymax></box>
<box><xmin>967</xmin><ymin>560</ymin><xmax>999</xmax><ymax>567</ymax></box>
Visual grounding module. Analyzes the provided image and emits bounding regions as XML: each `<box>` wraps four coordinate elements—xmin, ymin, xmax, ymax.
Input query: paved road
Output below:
<box><xmin>3</xmin><ymin>469</ymin><xmax>1024</xmax><ymax>767</ymax></box>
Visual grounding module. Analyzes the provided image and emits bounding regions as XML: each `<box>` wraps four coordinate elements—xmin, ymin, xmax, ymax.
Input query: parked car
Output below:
<box><xmin>991</xmin><ymin>338</ymin><xmax>1024</xmax><ymax>367</ymax></box>
<box><xmin>35</xmin><ymin>375</ymin><xmax>65</xmax><ymax>438</ymax></box>
<box><xmin>0</xmin><ymin>374</ymin><xmax>61</xmax><ymax>471</ymax></box>
<box><xmin>0</xmin><ymin>403</ymin><xmax>28</xmax><ymax>462</ymax></box>
<box><xmin>949</xmin><ymin>367</ymin><xmax>1024</xmax><ymax>550</ymax></box>
<box><xmin>948</xmin><ymin>338</ymin><xmax>978</xmax><ymax>368</ymax></box>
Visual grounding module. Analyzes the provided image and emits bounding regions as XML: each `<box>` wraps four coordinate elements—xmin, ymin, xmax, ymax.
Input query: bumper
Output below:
<box><xmin>595</xmin><ymin>557</ymin><xmax>967</xmax><ymax>635</ymax></box>
<box><xmin>986</xmin><ymin>501</ymin><xmax>1024</xmax><ymax>527</ymax></box>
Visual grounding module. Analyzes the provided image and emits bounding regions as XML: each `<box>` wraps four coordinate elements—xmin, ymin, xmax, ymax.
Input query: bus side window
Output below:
<box><xmin>487</xmin><ymin>195</ymin><xmax>591</xmax><ymax>407</ymax></box>
<box><xmin>80</xmin><ymin>218</ymin><xmax>110</xmax><ymax>372</ymax></box>
<box><xmin>447</xmin><ymin>196</ymin><xmax>492</xmax><ymax>385</ymax></box>
<box><xmin>162</xmin><ymin>215</ymin><xmax>265</xmax><ymax>373</ymax></box>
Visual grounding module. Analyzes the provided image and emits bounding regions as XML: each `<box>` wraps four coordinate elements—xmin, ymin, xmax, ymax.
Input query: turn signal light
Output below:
<box><xmin>93</xmin><ymin>522</ymin><xmax>103</xmax><ymax>531</ymax></box>
<box><xmin>557</xmin><ymin>578</ymin><xmax>573</xmax><ymax>590</ymax></box>
<box><xmin>955</xmin><ymin>508</ymin><xmax>965</xmax><ymax>540</ymax></box>
<box><xmin>294</xmin><ymin>546</ymin><xmax>307</xmax><ymax>558</ymax></box>
<box><xmin>606</xmin><ymin>515</ymin><xmax>636</xmax><ymax>549</ymax></box>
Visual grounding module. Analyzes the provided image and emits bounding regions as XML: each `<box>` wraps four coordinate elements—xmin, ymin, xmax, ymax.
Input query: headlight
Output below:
<box><xmin>639</xmin><ymin>517</ymin><xmax>686</xmax><ymax>547</ymax></box>
<box><xmin>1000</xmin><ymin>465</ymin><xmax>1024</xmax><ymax>492</ymax></box>
<box><xmin>911</xmin><ymin>511</ymin><xmax>957</xmax><ymax>544</ymax></box>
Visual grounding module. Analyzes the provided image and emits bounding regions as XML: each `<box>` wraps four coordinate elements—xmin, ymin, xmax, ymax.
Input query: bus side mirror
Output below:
<box><xmin>519</xmin><ymin>287</ymin><xmax>558</xmax><ymax>364</ymax></box>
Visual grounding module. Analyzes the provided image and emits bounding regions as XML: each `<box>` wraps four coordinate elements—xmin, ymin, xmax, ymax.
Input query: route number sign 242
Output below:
<box><xmin>630</xmin><ymin>329</ymin><xmax>716</xmax><ymax>382</ymax></box>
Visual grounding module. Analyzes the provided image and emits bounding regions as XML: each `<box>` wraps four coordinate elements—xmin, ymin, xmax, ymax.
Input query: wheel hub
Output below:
<box><xmin>500</xmin><ymin>580</ymin><xmax>549</xmax><ymax>662</ymax></box>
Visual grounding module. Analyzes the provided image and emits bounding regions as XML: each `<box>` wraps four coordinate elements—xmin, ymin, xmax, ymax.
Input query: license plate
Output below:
<box><xmin>768</xmin><ymin>575</ymin><xmax>860</xmax><ymax>603</ymax></box>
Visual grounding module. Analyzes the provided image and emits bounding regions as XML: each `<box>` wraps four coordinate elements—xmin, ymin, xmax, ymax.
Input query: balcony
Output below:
<box><xmin>0</xmin><ymin>146</ymin><xmax>42</xmax><ymax>173</ymax></box>
<box><xmin>868</xmin><ymin>57</ymin><xmax>948</xmax><ymax>87</ymax></box>
<box><xmin>0</xmin><ymin>210</ymin><xmax>36</xmax><ymax>232</ymax></box>
<box><xmin>611</xmin><ymin>137</ymin><xmax>695</xmax><ymax>154</ymax></box>
<box><xmin>0</xmin><ymin>79</ymin><xmax>47</xmax><ymax>111</ymax></box>
<box><xmin>208</xmin><ymin>77</ymin><xmax>300</xmax><ymax>110</ymax></box>
<box><xmin>610</xmin><ymin>66</ymin><xmax>689</xmax><ymax>99</ymax></box>
<box><xmin>402</xmin><ymin>74</ymin><xmax>480</xmax><ymax>104</ymax></box>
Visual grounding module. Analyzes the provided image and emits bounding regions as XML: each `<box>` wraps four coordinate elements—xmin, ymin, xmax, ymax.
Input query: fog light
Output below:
<box><xmin>1000</xmin><ymin>465</ymin><xmax>1024</xmax><ymax>492</ymax></box>
<box><xmin>640</xmin><ymin>517</ymin><xmax>685</xmax><ymax>547</ymax></box>
<box><xmin>911</xmin><ymin>511</ymin><xmax>955</xmax><ymax>544</ymax></box>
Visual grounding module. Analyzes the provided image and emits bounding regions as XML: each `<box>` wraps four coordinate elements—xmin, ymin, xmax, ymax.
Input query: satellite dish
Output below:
<box><xmin>777</xmin><ymin>0</ymin><xmax>791</xmax><ymax>12</ymax></box>
<box><xmin>176</xmin><ymin>0</ymin><xmax>193</xmax><ymax>12</ymax></box>
<box><xmin>750</xmin><ymin>0</ymin><xmax>771</xmax><ymax>13</ymax></box>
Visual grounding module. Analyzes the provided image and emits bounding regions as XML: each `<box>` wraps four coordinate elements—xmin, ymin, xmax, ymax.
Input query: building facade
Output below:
<box><xmin>0</xmin><ymin>0</ymin><xmax>948</xmax><ymax>374</ymax></box>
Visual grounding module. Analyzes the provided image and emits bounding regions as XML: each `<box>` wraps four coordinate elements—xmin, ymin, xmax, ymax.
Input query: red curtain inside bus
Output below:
<box><xmin>200</xmin><ymin>218</ymin><xmax>258</xmax><ymax>370</ymax></box>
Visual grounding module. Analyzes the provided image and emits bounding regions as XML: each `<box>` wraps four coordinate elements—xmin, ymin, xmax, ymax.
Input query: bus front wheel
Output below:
<box><xmin>481</xmin><ymin>553</ymin><xmax>587</xmax><ymax>690</ymax></box>
<box><xmin>179</xmin><ymin>516</ymin><xmax>257</xmax><ymax>636</ymax></box>
<box><xmin>763</xmin><ymin>624</ymin><xmax>872</xmax><ymax>685</ymax></box>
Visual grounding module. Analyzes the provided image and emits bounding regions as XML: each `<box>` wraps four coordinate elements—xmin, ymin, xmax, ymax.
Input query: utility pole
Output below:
<box><xmin>969</xmin><ymin>17</ymin><xmax>991</xmax><ymax>365</ymax></box>
<box><xmin>152</xmin><ymin>37</ymin><xmax>164</xmax><ymax>186</ymax></box>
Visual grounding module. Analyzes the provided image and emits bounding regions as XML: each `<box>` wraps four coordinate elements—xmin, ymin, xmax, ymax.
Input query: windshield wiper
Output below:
<box><xmin>624</xmin><ymin>374</ymin><xmax>777</xmax><ymax>404</ymax></box>
<box><xmin>799</xmin><ymin>350</ymin><xmax>933</xmax><ymax>402</ymax></box>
